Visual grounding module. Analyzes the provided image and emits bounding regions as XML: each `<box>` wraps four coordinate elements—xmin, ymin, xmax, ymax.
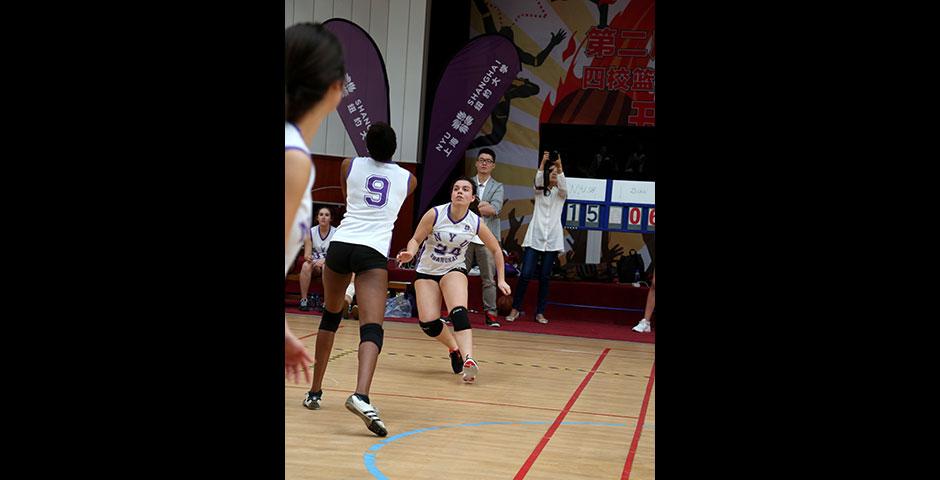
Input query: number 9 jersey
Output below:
<box><xmin>331</xmin><ymin>156</ymin><xmax>413</xmax><ymax>257</ymax></box>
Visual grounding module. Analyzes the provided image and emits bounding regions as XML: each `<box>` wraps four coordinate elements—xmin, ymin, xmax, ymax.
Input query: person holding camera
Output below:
<box><xmin>505</xmin><ymin>150</ymin><xmax>567</xmax><ymax>325</ymax></box>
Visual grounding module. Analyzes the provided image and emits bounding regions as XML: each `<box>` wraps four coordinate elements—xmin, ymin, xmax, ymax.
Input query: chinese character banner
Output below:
<box><xmin>419</xmin><ymin>34</ymin><xmax>522</xmax><ymax>212</ymax></box>
<box><xmin>324</xmin><ymin>19</ymin><xmax>391</xmax><ymax>156</ymax></box>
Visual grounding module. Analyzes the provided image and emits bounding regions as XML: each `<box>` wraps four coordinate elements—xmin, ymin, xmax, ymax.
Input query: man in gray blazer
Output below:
<box><xmin>466</xmin><ymin>148</ymin><xmax>505</xmax><ymax>327</ymax></box>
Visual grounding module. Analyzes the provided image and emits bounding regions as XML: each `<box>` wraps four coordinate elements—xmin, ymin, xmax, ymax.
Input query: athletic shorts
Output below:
<box><xmin>415</xmin><ymin>268</ymin><xmax>468</xmax><ymax>283</ymax></box>
<box><xmin>325</xmin><ymin>241</ymin><xmax>388</xmax><ymax>274</ymax></box>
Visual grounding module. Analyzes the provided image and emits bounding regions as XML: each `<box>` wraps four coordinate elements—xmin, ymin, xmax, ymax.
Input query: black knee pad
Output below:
<box><xmin>359</xmin><ymin>323</ymin><xmax>384</xmax><ymax>352</ymax></box>
<box><xmin>450</xmin><ymin>306</ymin><xmax>471</xmax><ymax>332</ymax></box>
<box><xmin>418</xmin><ymin>318</ymin><xmax>444</xmax><ymax>337</ymax></box>
<box><xmin>318</xmin><ymin>308</ymin><xmax>342</xmax><ymax>332</ymax></box>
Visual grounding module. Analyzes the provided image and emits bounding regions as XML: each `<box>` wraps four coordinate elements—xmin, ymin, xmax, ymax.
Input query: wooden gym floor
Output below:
<box><xmin>285</xmin><ymin>313</ymin><xmax>655</xmax><ymax>479</ymax></box>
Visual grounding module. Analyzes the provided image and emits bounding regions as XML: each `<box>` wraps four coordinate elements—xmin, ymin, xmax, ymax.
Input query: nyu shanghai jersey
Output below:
<box><xmin>415</xmin><ymin>203</ymin><xmax>480</xmax><ymax>276</ymax></box>
<box><xmin>309</xmin><ymin>225</ymin><xmax>336</xmax><ymax>260</ymax></box>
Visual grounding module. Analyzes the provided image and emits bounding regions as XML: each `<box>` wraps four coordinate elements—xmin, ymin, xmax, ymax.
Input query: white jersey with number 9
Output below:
<box><xmin>331</xmin><ymin>156</ymin><xmax>412</xmax><ymax>257</ymax></box>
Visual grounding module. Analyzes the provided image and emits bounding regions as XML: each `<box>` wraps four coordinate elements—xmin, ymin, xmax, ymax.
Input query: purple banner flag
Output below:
<box><xmin>323</xmin><ymin>18</ymin><xmax>390</xmax><ymax>156</ymax></box>
<box><xmin>419</xmin><ymin>34</ymin><xmax>521</xmax><ymax>212</ymax></box>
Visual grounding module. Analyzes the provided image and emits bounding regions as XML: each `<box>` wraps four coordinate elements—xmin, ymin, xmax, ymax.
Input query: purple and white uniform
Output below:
<box><xmin>415</xmin><ymin>203</ymin><xmax>480</xmax><ymax>276</ymax></box>
<box><xmin>285</xmin><ymin>122</ymin><xmax>315</xmax><ymax>276</ymax></box>
<box><xmin>309</xmin><ymin>225</ymin><xmax>337</xmax><ymax>260</ymax></box>
<box><xmin>331</xmin><ymin>156</ymin><xmax>412</xmax><ymax>256</ymax></box>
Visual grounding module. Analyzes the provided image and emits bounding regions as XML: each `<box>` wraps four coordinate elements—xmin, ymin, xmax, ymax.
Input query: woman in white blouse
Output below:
<box><xmin>505</xmin><ymin>151</ymin><xmax>567</xmax><ymax>324</ymax></box>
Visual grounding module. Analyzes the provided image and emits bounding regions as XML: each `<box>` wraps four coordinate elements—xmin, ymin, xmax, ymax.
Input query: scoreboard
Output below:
<box><xmin>562</xmin><ymin>178</ymin><xmax>655</xmax><ymax>233</ymax></box>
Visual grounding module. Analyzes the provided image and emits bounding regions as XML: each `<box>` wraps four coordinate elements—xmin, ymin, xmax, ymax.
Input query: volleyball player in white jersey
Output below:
<box><xmin>299</xmin><ymin>207</ymin><xmax>336</xmax><ymax>311</ymax></box>
<box><xmin>300</xmin><ymin>207</ymin><xmax>358</xmax><ymax>314</ymax></box>
<box><xmin>396</xmin><ymin>177</ymin><xmax>511</xmax><ymax>383</ymax></box>
<box><xmin>303</xmin><ymin>122</ymin><xmax>416</xmax><ymax>438</ymax></box>
<box><xmin>284</xmin><ymin>22</ymin><xmax>345</xmax><ymax>384</ymax></box>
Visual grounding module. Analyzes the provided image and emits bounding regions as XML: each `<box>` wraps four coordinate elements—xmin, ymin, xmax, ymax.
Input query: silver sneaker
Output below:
<box><xmin>345</xmin><ymin>394</ymin><xmax>387</xmax><ymax>437</ymax></box>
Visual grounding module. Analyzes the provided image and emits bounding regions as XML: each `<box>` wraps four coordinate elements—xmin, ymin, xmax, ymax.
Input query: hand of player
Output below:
<box><xmin>285</xmin><ymin>331</ymin><xmax>313</xmax><ymax>384</ymax></box>
<box><xmin>498</xmin><ymin>280</ymin><xmax>511</xmax><ymax>296</ymax></box>
<box><xmin>396</xmin><ymin>250</ymin><xmax>414</xmax><ymax>265</ymax></box>
<box><xmin>305</xmin><ymin>254</ymin><xmax>314</xmax><ymax>262</ymax></box>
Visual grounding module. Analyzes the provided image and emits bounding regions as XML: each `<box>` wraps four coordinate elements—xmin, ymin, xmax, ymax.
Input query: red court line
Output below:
<box><xmin>284</xmin><ymin>384</ymin><xmax>635</xmax><ymax>419</ymax></box>
<box><xmin>318</xmin><ymin>330</ymin><xmax>650</xmax><ymax>357</ymax></box>
<box><xmin>567</xmin><ymin>409</ymin><xmax>635</xmax><ymax>420</ymax></box>
<box><xmin>298</xmin><ymin>325</ymin><xmax>344</xmax><ymax>340</ymax></box>
<box><xmin>513</xmin><ymin>348</ymin><xmax>611</xmax><ymax>479</ymax></box>
<box><xmin>287</xmin><ymin>312</ymin><xmax>656</xmax><ymax>353</ymax></box>
<box><xmin>380</xmin><ymin>335</ymin><xmax>611</xmax><ymax>356</ymax></box>
<box><xmin>621</xmin><ymin>362</ymin><xmax>655</xmax><ymax>479</ymax></box>
<box><xmin>288</xmin><ymin>315</ymin><xmax>653</xmax><ymax>352</ymax></box>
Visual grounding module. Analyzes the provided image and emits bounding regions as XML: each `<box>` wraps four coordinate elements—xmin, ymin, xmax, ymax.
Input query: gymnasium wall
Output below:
<box><xmin>285</xmin><ymin>0</ymin><xmax>430</xmax><ymax>164</ymax></box>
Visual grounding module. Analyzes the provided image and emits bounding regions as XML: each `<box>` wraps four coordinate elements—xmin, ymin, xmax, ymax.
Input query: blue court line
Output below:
<box><xmin>364</xmin><ymin>421</ymin><xmax>629</xmax><ymax>479</ymax></box>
